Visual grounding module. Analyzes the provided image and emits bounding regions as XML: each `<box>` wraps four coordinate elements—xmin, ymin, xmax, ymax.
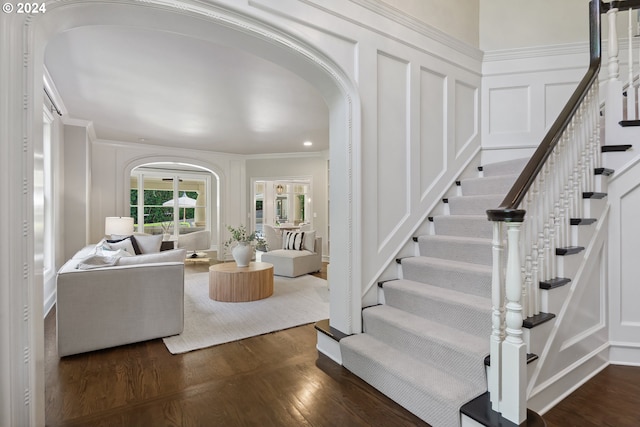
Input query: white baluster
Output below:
<box><xmin>609</xmin><ymin>7</ymin><xmax>620</xmax><ymax>82</ymax></box>
<box><xmin>629</xmin><ymin>9</ymin><xmax>636</xmax><ymax>120</ymax></box>
<box><xmin>501</xmin><ymin>221</ymin><xmax>527</xmax><ymax>425</ymax></box>
<box><xmin>489</xmin><ymin>221</ymin><xmax>505</xmax><ymax>411</ymax></box>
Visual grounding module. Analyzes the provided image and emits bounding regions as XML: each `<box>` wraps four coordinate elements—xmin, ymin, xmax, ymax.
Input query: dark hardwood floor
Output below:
<box><xmin>543</xmin><ymin>364</ymin><xmax>640</xmax><ymax>427</ymax></box>
<box><xmin>45</xmin><ymin>263</ymin><xmax>640</xmax><ymax>426</ymax></box>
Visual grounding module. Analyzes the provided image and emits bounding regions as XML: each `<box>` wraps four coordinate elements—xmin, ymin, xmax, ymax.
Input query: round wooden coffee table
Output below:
<box><xmin>209</xmin><ymin>262</ymin><xmax>274</xmax><ymax>302</ymax></box>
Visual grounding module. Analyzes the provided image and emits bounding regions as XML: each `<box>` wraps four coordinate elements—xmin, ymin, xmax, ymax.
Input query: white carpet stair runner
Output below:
<box><xmin>340</xmin><ymin>158</ymin><xmax>528</xmax><ymax>427</ymax></box>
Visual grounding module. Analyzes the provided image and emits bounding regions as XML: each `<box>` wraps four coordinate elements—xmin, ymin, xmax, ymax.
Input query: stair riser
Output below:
<box><xmin>541</xmin><ymin>285</ymin><xmax>571</xmax><ymax>315</ymax></box>
<box><xmin>571</xmin><ymin>223</ymin><xmax>597</xmax><ymax>248</ymax></box>
<box><xmin>448</xmin><ymin>195</ymin><xmax>505</xmax><ymax>215</ymax></box>
<box><xmin>434</xmin><ymin>217</ymin><xmax>493</xmax><ymax>239</ymax></box>
<box><xmin>523</xmin><ymin>319</ymin><xmax>555</xmax><ymax>355</ymax></box>
<box><xmin>363</xmin><ymin>312</ymin><xmax>487</xmax><ymax>385</ymax></box>
<box><xmin>418</xmin><ymin>240</ymin><xmax>492</xmax><ymax>266</ymax></box>
<box><xmin>460</xmin><ymin>176</ymin><xmax>517</xmax><ymax>196</ymax></box>
<box><xmin>602</xmin><ymin>147</ymin><xmax>635</xmax><ymax>171</ymax></box>
<box><xmin>558</xmin><ymin>253</ymin><xmax>584</xmax><ymax>279</ymax></box>
<box><xmin>401</xmin><ymin>262</ymin><xmax>492</xmax><ymax>299</ymax></box>
<box><xmin>583</xmin><ymin>197</ymin><xmax>606</xmax><ymax>219</ymax></box>
<box><xmin>384</xmin><ymin>287</ymin><xmax>492</xmax><ymax>338</ymax></box>
<box><xmin>595</xmin><ymin>174</ymin><xmax>608</xmax><ymax>193</ymax></box>
<box><xmin>480</xmin><ymin>158</ymin><xmax>528</xmax><ymax>177</ymax></box>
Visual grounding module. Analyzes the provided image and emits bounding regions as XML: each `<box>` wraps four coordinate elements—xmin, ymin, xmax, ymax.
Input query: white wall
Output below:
<box><xmin>62</xmin><ymin>124</ymin><xmax>92</xmax><ymax>258</ymax></box>
<box><xmin>378</xmin><ymin>0</ymin><xmax>479</xmax><ymax>47</ymax></box>
<box><xmin>480</xmin><ymin>0</ymin><xmax>590</xmax><ymax>51</ymax></box>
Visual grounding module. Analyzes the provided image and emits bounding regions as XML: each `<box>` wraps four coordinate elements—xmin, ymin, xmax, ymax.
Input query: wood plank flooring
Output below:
<box><xmin>45</xmin><ymin>264</ymin><xmax>640</xmax><ymax>426</ymax></box>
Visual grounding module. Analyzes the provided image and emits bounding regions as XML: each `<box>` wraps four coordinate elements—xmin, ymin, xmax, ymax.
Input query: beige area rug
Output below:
<box><xmin>162</xmin><ymin>269</ymin><xmax>330</xmax><ymax>354</ymax></box>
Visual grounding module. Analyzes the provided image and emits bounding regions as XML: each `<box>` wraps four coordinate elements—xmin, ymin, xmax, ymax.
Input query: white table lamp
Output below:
<box><xmin>105</xmin><ymin>216</ymin><xmax>134</xmax><ymax>236</ymax></box>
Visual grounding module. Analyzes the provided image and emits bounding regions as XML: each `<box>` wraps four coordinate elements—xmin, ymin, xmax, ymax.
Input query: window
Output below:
<box><xmin>130</xmin><ymin>166</ymin><xmax>211</xmax><ymax>240</ymax></box>
<box><xmin>42</xmin><ymin>108</ymin><xmax>54</xmax><ymax>276</ymax></box>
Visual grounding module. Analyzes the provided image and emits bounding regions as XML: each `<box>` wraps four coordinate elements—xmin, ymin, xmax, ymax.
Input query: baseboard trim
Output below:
<box><xmin>609</xmin><ymin>341</ymin><xmax>640</xmax><ymax>366</ymax></box>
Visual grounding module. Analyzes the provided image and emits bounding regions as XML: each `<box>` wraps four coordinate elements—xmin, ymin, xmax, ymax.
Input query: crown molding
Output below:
<box><xmin>484</xmin><ymin>42</ymin><xmax>589</xmax><ymax>62</ymax></box>
<box><xmin>348</xmin><ymin>0</ymin><xmax>483</xmax><ymax>61</ymax></box>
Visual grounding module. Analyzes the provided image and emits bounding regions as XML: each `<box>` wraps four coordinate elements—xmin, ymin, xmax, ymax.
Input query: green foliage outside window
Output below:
<box><xmin>130</xmin><ymin>189</ymin><xmax>199</xmax><ymax>224</ymax></box>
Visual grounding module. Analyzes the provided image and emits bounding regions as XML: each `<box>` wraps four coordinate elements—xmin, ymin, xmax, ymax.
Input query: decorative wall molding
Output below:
<box><xmin>484</xmin><ymin>42</ymin><xmax>589</xmax><ymax>63</ymax></box>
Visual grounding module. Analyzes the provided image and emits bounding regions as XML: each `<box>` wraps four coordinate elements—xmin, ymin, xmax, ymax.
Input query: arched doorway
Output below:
<box><xmin>126</xmin><ymin>159</ymin><xmax>222</xmax><ymax>259</ymax></box>
<box><xmin>1</xmin><ymin>1</ymin><xmax>362</xmax><ymax>424</ymax></box>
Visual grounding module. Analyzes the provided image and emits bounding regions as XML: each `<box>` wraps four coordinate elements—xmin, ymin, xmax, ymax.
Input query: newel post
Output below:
<box><xmin>488</xmin><ymin>220</ymin><xmax>504</xmax><ymax>412</ymax></box>
<box><xmin>501</xmin><ymin>219</ymin><xmax>527</xmax><ymax>425</ymax></box>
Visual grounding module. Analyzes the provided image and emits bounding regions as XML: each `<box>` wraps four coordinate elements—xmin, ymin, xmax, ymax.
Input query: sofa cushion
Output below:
<box><xmin>132</xmin><ymin>234</ymin><xmax>163</xmax><ymax>254</ymax></box>
<box><xmin>265</xmin><ymin>248</ymin><xmax>313</xmax><ymax>259</ymax></box>
<box><xmin>116</xmin><ymin>248</ymin><xmax>186</xmax><ymax>265</ymax></box>
<box><xmin>303</xmin><ymin>230</ymin><xmax>316</xmax><ymax>252</ymax></box>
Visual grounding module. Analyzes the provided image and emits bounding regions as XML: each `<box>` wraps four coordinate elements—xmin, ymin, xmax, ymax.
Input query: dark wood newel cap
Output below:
<box><xmin>486</xmin><ymin>209</ymin><xmax>526</xmax><ymax>223</ymax></box>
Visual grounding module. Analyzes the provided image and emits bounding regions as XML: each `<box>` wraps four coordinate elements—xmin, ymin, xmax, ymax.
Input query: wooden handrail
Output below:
<box><xmin>487</xmin><ymin>0</ymin><xmax>603</xmax><ymax>222</ymax></box>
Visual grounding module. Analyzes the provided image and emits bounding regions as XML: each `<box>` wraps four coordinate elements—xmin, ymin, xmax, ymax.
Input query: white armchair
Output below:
<box><xmin>261</xmin><ymin>232</ymin><xmax>322</xmax><ymax>277</ymax></box>
<box><xmin>263</xmin><ymin>225</ymin><xmax>283</xmax><ymax>251</ymax></box>
<box><xmin>177</xmin><ymin>230</ymin><xmax>211</xmax><ymax>257</ymax></box>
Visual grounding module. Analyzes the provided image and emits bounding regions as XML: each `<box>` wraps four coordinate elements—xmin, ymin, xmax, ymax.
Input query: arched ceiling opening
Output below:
<box><xmin>44</xmin><ymin>24</ymin><xmax>330</xmax><ymax>154</ymax></box>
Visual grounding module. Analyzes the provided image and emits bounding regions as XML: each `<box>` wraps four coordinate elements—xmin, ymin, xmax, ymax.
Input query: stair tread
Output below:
<box><xmin>364</xmin><ymin>305</ymin><xmax>488</xmax><ymax>356</ymax></box>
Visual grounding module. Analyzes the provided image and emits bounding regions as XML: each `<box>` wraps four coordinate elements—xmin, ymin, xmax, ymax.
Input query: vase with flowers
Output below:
<box><xmin>223</xmin><ymin>224</ymin><xmax>256</xmax><ymax>267</ymax></box>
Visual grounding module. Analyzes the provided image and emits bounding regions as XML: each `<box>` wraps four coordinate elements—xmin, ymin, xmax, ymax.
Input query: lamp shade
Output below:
<box><xmin>105</xmin><ymin>217</ymin><xmax>134</xmax><ymax>236</ymax></box>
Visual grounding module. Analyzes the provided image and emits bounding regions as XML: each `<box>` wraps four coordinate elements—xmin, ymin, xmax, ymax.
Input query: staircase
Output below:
<box><xmin>340</xmin><ymin>158</ymin><xmax>528</xmax><ymax>427</ymax></box>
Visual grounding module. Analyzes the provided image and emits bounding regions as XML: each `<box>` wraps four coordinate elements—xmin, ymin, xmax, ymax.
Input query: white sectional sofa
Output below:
<box><xmin>56</xmin><ymin>235</ymin><xmax>186</xmax><ymax>357</ymax></box>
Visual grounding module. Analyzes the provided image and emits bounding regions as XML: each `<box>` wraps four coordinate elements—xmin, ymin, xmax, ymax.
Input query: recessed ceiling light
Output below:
<box><xmin>303</xmin><ymin>141</ymin><xmax>313</xmax><ymax>146</ymax></box>
<box><xmin>139</xmin><ymin>138</ymin><xmax>147</xmax><ymax>142</ymax></box>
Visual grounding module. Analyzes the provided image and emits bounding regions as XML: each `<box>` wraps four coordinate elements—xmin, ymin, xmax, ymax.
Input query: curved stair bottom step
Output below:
<box><xmin>341</xmin><ymin>333</ymin><xmax>486</xmax><ymax>427</ymax></box>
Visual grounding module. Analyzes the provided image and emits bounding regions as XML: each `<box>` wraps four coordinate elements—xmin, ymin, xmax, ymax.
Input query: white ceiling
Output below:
<box><xmin>44</xmin><ymin>26</ymin><xmax>330</xmax><ymax>155</ymax></box>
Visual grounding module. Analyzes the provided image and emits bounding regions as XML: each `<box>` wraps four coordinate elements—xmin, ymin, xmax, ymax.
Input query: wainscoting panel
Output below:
<box><xmin>488</xmin><ymin>85</ymin><xmax>530</xmax><ymax>135</ymax></box>
<box><xmin>454</xmin><ymin>80</ymin><xmax>478</xmax><ymax>158</ymax></box>
<box><xmin>608</xmin><ymin>160</ymin><xmax>640</xmax><ymax>364</ymax></box>
<box><xmin>481</xmin><ymin>44</ymin><xmax>586</xmax><ymax>165</ymax></box>
<box><xmin>376</xmin><ymin>51</ymin><xmax>410</xmax><ymax>246</ymax></box>
<box><xmin>544</xmin><ymin>82</ymin><xmax>577</xmax><ymax>130</ymax></box>
<box><xmin>419</xmin><ymin>67</ymin><xmax>446</xmax><ymax>200</ymax></box>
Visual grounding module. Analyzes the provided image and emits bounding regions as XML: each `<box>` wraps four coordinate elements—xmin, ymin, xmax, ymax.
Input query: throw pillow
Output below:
<box><xmin>108</xmin><ymin>235</ymin><xmax>141</xmax><ymax>255</ymax></box>
<box><xmin>283</xmin><ymin>231</ymin><xmax>305</xmax><ymax>250</ymax></box>
<box><xmin>131</xmin><ymin>233</ymin><xmax>163</xmax><ymax>254</ymax></box>
<box><xmin>102</xmin><ymin>238</ymin><xmax>136</xmax><ymax>255</ymax></box>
